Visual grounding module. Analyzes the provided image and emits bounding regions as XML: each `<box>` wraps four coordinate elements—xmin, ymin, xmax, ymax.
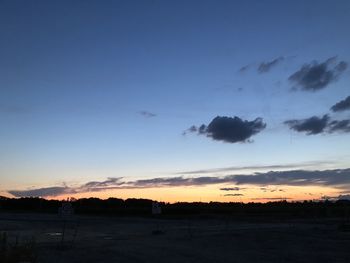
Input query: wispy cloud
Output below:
<box><xmin>224</xmin><ymin>193</ymin><xmax>244</xmax><ymax>197</ymax></box>
<box><xmin>289</xmin><ymin>57</ymin><xmax>347</xmax><ymax>91</ymax></box>
<box><xmin>258</xmin><ymin>57</ymin><xmax>284</xmax><ymax>73</ymax></box>
<box><xmin>251</xmin><ymin>197</ymin><xmax>292</xmax><ymax>200</ymax></box>
<box><xmin>238</xmin><ymin>65</ymin><xmax>250</xmax><ymax>73</ymax></box>
<box><xmin>331</xmin><ymin>96</ymin><xmax>350</xmax><ymax>112</ymax></box>
<box><xmin>139</xmin><ymin>111</ymin><xmax>157</xmax><ymax>118</ymax></box>
<box><xmin>260</xmin><ymin>187</ymin><xmax>285</xmax><ymax>193</ymax></box>
<box><xmin>220</xmin><ymin>187</ymin><xmax>242</xmax><ymax>191</ymax></box>
<box><xmin>80</xmin><ymin>177</ymin><xmax>125</xmax><ymax>192</ymax></box>
<box><xmin>176</xmin><ymin>161</ymin><xmax>330</xmax><ymax>175</ymax></box>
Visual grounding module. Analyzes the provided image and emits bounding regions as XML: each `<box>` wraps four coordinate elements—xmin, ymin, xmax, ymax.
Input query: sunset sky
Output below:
<box><xmin>1</xmin><ymin>0</ymin><xmax>350</xmax><ymax>202</ymax></box>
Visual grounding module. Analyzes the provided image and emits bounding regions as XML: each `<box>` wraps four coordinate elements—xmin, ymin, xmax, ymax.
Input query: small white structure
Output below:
<box><xmin>152</xmin><ymin>201</ymin><xmax>162</xmax><ymax>215</ymax></box>
<box><xmin>58</xmin><ymin>202</ymin><xmax>74</xmax><ymax>218</ymax></box>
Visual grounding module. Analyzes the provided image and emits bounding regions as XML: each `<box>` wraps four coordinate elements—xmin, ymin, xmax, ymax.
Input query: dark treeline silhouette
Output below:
<box><xmin>0</xmin><ymin>196</ymin><xmax>349</xmax><ymax>219</ymax></box>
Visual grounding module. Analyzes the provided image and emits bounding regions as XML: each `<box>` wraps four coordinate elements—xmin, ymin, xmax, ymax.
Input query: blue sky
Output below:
<box><xmin>1</xmin><ymin>0</ymin><xmax>350</xmax><ymax>201</ymax></box>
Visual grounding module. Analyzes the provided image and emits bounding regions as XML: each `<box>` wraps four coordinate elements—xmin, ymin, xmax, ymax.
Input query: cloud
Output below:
<box><xmin>81</xmin><ymin>177</ymin><xmax>125</xmax><ymax>192</ymax></box>
<box><xmin>8</xmin><ymin>168</ymin><xmax>350</xmax><ymax>197</ymax></box>
<box><xmin>132</xmin><ymin>176</ymin><xmax>228</xmax><ymax>187</ymax></box>
<box><xmin>258</xmin><ymin>57</ymin><xmax>284</xmax><ymax>73</ymax></box>
<box><xmin>8</xmin><ymin>187</ymin><xmax>76</xmax><ymax>198</ymax></box>
<box><xmin>336</xmin><ymin>61</ymin><xmax>348</xmax><ymax>72</ymax></box>
<box><xmin>232</xmin><ymin>169</ymin><xmax>350</xmax><ymax>188</ymax></box>
<box><xmin>251</xmin><ymin>197</ymin><xmax>291</xmax><ymax>200</ymax></box>
<box><xmin>238</xmin><ymin>65</ymin><xmax>250</xmax><ymax>73</ymax></box>
<box><xmin>284</xmin><ymin>115</ymin><xmax>329</xmax><ymax>135</ymax></box>
<box><xmin>331</xmin><ymin>96</ymin><xmax>350</xmax><ymax>112</ymax></box>
<box><xmin>260</xmin><ymin>187</ymin><xmax>285</xmax><ymax>193</ymax></box>
<box><xmin>289</xmin><ymin>57</ymin><xmax>347</xmax><ymax>91</ymax></box>
<box><xmin>328</xmin><ymin>119</ymin><xmax>350</xmax><ymax>133</ymax></box>
<box><xmin>285</xmin><ymin>115</ymin><xmax>350</xmax><ymax>135</ymax></box>
<box><xmin>139</xmin><ymin>111</ymin><xmax>157</xmax><ymax>118</ymax></box>
<box><xmin>224</xmin><ymin>193</ymin><xmax>243</xmax><ymax>197</ymax></box>
<box><xmin>8</xmin><ymin>178</ymin><xmax>125</xmax><ymax>198</ymax></box>
<box><xmin>186</xmin><ymin>116</ymin><xmax>266</xmax><ymax>143</ymax></box>
<box><xmin>220</xmin><ymin>187</ymin><xmax>242</xmax><ymax>191</ymax></box>
<box><xmin>176</xmin><ymin>161</ymin><xmax>332</xmax><ymax>175</ymax></box>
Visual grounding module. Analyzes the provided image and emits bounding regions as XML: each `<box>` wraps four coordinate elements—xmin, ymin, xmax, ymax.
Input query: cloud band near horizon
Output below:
<box><xmin>8</xmin><ymin>168</ymin><xmax>350</xmax><ymax>198</ymax></box>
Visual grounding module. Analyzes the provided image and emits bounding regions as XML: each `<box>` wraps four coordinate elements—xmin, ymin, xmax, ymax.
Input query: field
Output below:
<box><xmin>1</xmin><ymin>212</ymin><xmax>350</xmax><ymax>263</ymax></box>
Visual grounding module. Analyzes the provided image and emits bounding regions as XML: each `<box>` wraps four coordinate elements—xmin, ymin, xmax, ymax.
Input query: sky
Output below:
<box><xmin>1</xmin><ymin>0</ymin><xmax>350</xmax><ymax>202</ymax></box>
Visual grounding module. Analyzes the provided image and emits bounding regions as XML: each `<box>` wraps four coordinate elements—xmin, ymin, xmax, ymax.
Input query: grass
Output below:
<box><xmin>0</xmin><ymin>232</ymin><xmax>37</xmax><ymax>263</ymax></box>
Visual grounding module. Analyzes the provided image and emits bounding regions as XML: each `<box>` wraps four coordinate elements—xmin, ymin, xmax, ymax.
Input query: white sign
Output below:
<box><xmin>152</xmin><ymin>202</ymin><xmax>162</xmax><ymax>215</ymax></box>
<box><xmin>59</xmin><ymin>202</ymin><xmax>74</xmax><ymax>217</ymax></box>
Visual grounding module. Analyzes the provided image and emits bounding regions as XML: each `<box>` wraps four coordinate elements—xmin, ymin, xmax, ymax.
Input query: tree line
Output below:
<box><xmin>0</xmin><ymin>196</ymin><xmax>349</xmax><ymax>219</ymax></box>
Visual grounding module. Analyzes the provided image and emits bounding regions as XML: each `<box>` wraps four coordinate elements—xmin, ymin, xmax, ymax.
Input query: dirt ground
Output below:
<box><xmin>1</xmin><ymin>212</ymin><xmax>350</xmax><ymax>263</ymax></box>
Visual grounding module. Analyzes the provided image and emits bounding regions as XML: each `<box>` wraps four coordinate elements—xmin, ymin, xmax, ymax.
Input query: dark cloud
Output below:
<box><xmin>224</xmin><ymin>194</ymin><xmax>243</xmax><ymax>197</ymax></box>
<box><xmin>182</xmin><ymin>125</ymin><xmax>197</xmax><ymax>135</ymax></box>
<box><xmin>8</xmin><ymin>187</ymin><xmax>76</xmax><ymax>198</ymax></box>
<box><xmin>81</xmin><ymin>177</ymin><xmax>125</xmax><ymax>191</ymax></box>
<box><xmin>260</xmin><ymin>187</ymin><xmax>285</xmax><ymax>193</ymax></box>
<box><xmin>238</xmin><ymin>65</ymin><xmax>250</xmax><ymax>73</ymax></box>
<box><xmin>336</xmin><ymin>61</ymin><xmax>348</xmax><ymax>72</ymax></box>
<box><xmin>139</xmin><ymin>111</ymin><xmax>156</xmax><ymax>118</ymax></box>
<box><xmin>328</xmin><ymin>119</ymin><xmax>350</xmax><ymax>133</ymax></box>
<box><xmin>284</xmin><ymin>115</ymin><xmax>329</xmax><ymax>135</ymax></box>
<box><xmin>132</xmin><ymin>176</ymin><xmax>193</xmax><ymax>187</ymax></box>
<box><xmin>176</xmin><ymin>161</ymin><xmax>332</xmax><ymax>175</ymax></box>
<box><xmin>251</xmin><ymin>197</ymin><xmax>292</xmax><ymax>200</ymax></box>
<box><xmin>187</xmin><ymin>116</ymin><xmax>266</xmax><ymax>143</ymax></box>
<box><xmin>285</xmin><ymin>115</ymin><xmax>350</xmax><ymax>135</ymax></box>
<box><xmin>220</xmin><ymin>187</ymin><xmax>242</xmax><ymax>191</ymax></box>
<box><xmin>131</xmin><ymin>176</ymin><xmax>227</xmax><ymax>188</ymax></box>
<box><xmin>232</xmin><ymin>169</ymin><xmax>350</xmax><ymax>188</ymax></box>
<box><xmin>8</xmin><ymin>178</ymin><xmax>126</xmax><ymax>198</ymax></box>
<box><xmin>198</xmin><ymin>124</ymin><xmax>207</xmax><ymax>134</ymax></box>
<box><xmin>128</xmin><ymin>168</ymin><xmax>350</xmax><ymax>189</ymax></box>
<box><xmin>8</xmin><ymin>168</ymin><xmax>350</xmax><ymax>197</ymax></box>
<box><xmin>289</xmin><ymin>57</ymin><xmax>347</xmax><ymax>91</ymax></box>
<box><xmin>258</xmin><ymin>57</ymin><xmax>284</xmax><ymax>73</ymax></box>
<box><xmin>331</xmin><ymin>96</ymin><xmax>350</xmax><ymax>112</ymax></box>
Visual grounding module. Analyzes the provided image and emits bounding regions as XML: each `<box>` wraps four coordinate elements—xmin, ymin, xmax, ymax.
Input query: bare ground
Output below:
<box><xmin>1</xmin><ymin>212</ymin><xmax>350</xmax><ymax>263</ymax></box>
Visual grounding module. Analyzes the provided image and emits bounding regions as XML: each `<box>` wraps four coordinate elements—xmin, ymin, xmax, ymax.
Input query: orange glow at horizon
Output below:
<box><xmin>43</xmin><ymin>184</ymin><xmax>342</xmax><ymax>203</ymax></box>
